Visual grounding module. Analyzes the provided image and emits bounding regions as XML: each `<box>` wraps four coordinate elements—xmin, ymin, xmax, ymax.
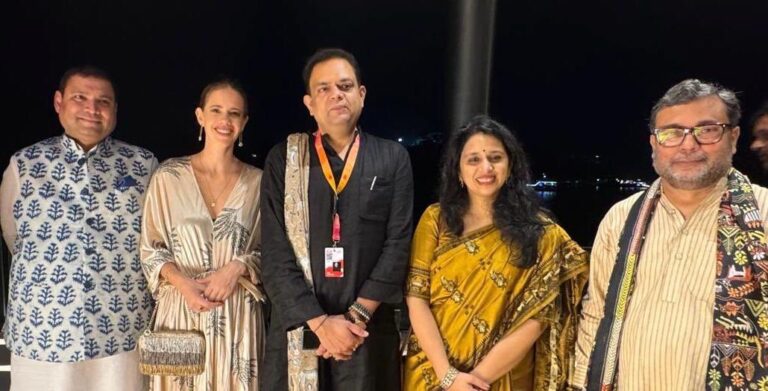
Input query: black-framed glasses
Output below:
<box><xmin>651</xmin><ymin>123</ymin><xmax>733</xmax><ymax>147</ymax></box>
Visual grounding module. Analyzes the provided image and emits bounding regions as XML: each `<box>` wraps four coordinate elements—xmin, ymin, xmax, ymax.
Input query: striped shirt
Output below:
<box><xmin>572</xmin><ymin>177</ymin><xmax>768</xmax><ymax>390</ymax></box>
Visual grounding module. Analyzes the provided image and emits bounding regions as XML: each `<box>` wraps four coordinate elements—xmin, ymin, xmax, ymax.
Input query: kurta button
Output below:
<box><xmin>83</xmin><ymin>281</ymin><xmax>93</xmax><ymax>289</ymax></box>
<box><xmin>86</xmin><ymin>217</ymin><xmax>95</xmax><ymax>225</ymax></box>
<box><xmin>675</xmin><ymin>253</ymin><xmax>683</xmax><ymax>259</ymax></box>
<box><xmin>77</xmin><ymin>157</ymin><xmax>87</xmax><ymax>166</ymax></box>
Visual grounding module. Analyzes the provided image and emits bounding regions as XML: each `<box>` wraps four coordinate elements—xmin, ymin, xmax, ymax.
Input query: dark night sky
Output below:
<box><xmin>491</xmin><ymin>0</ymin><xmax>768</xmax><ymax>180</ymax></box>
<box><xmin>2</xmin><ymin>0</ymin><xmax>767</xmax><ymax>243</ymax></box>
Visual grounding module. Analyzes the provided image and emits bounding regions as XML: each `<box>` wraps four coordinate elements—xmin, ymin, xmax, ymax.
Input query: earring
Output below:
<box><xmin>198</xmin><ymin>126</ymin><xmax>203</xmax><ymax>142</ymax></box>
<box><xmin>238</xmin><ymin>133</ymin><xmax>244</xmax><ymax>148</ymax></box>
<box><xmin>459</xmin><ymin>178</ymin><xmax>465</xmax><ymax>188</ymax></box>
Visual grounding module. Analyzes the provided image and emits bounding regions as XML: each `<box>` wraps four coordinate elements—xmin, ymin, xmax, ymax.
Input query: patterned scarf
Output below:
<box><xmin>284</xmin><ymin>133</ymin><xmax>319</xmax><ymax>391</ymax></box>
<box><xmin>586</xmin><ymin>169</ymin><xmax>768</xmax><ymax>391</ymax></box>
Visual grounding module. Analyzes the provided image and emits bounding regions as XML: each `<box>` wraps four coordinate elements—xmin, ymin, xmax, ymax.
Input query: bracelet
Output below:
<box><xmin>345</xmin><ymin>311</ymin><xmax>368</xmax><ymax>328</ymax></box>
<box><xmin>343</xmin><ymin>311</ymin><xmax>355</xmax><ymax>322</ymax></box>
<box><xmin>311</xmin><ymin>315</ymin><xmax>328</xmax><ymax>332</ymax></box>
<box><xmin>348</xmin><ymin>302</ymin><xmax>372</xmax><ymax>323</ymax></box>
<box><xmin>344</xmin><ymin>311</ymin><xmax>362</xmax><ymax>323</ymax></box>
<box><xmin>439</xmin><ymin>366</ymin><xmax>459</xmax><ymax>390</ymax></box>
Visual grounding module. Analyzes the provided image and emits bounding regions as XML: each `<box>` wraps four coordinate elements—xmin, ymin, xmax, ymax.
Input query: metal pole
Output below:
<box><xmin>449</xmin><ymin>0</ymin><xmax>497</xmax><ymax>133</ymax></box>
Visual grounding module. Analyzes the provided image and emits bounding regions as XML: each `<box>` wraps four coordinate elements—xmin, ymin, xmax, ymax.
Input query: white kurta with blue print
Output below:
<box><xmin>3</xmin><ymin>135</ymin><xmax>158</xmax><ymax>363</ymax></box>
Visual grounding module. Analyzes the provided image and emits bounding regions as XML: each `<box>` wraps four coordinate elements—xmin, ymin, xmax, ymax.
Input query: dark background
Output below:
<box><xmin>0</xmin><ymin>1</ymin><xmax>766</xmax><ymax>385</ymax></box>
<box><xmin>2</xmin><ymin>0</ymin><xmax>767</xmax><ymax>245</ymax></box>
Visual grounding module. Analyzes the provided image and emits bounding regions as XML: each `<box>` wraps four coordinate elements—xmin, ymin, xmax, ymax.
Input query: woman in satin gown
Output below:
<box><xmin>140</xmin><ymin>78</ymin><xmax>265</xmax><ymax>390</ymax></box>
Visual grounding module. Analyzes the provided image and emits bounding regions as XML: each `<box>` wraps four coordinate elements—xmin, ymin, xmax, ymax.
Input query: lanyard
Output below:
<box><xmin>314</xmin><ymin>130</ymin><xmax>360</xmax><ymax>245</ymax></box>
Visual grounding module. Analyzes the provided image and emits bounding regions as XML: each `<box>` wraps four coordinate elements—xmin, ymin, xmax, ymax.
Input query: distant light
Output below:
<box><xmin>397</xmin><ymin>137</ymin><xmax>403</xmax><ymax>142</ymax></box>
<box><xmin>595</xmin><ymin>155</ymin><xmax>600</xmax><ymax>159</ymax></box>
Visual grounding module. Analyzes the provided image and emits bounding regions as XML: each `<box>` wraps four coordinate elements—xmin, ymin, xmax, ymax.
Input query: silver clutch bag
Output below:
<box><xmin>137</xmin><ymin>276</ymin><xmax>264</xmax><ymax>377</ymax></box>
<box><xmin>138</xmin><ymin>307</ymin><xmax>205</xmax><ymax>376</ymax></box>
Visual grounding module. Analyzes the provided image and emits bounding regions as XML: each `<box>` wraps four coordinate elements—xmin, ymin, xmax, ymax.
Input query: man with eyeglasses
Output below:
<box><xmin>572</xmin><ymin>79</ymin><xmax>768</xmax><ymax>390</ymax></box>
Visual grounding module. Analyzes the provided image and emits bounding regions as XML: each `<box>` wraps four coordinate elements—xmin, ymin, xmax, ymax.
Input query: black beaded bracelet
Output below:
<box><xmin>349</xmin><ymin>302</ymin><xmax>372</xmax><ymax>323</ymax></box>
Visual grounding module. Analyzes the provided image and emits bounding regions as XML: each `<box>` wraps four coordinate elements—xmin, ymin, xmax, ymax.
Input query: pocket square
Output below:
<box><xmin>115</xmin><ymin>175</ymin><xmax>138</xmax><ymax>191</ymax></box>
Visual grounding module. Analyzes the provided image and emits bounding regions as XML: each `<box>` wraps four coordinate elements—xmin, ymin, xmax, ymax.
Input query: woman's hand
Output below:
<box><xmin>161</xmin><ymin>262</ymin><xmax>222</xmax><ymax>313</ymax></box>
<box><xmin>176</xmin><ymin>277</ymin><xmax>222</xmax><ymax>313</ymax></box>
<box><xmin>447</xmin><ymin>372</ymin><xmax>490</xmax><ymax>391</ymax></box>
<box><xmin>198</xmin><ymin>261</ymin><xmax>247</xmax><ymax>302</ymax></box>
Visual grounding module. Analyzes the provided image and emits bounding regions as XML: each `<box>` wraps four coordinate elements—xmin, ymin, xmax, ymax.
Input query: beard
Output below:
<box><xmin>653</xmin><ymin>150</ymin><xmax>732</xmax><ymax>190</ymax></box>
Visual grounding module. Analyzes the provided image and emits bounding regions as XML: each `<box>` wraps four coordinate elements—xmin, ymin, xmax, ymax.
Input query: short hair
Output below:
<box><xmin>198</xmin><ymin>77</ymin><xmax>249</xmax><ymax>115</ymax></box>
<box><xmin>750</xmin><ymin>100</ymin><xmax>768</xmax><ymax>129</ymax></box>
<box><xmin>649</xmin><ymin>79</ymin><xmax>741</xmax><ymax>130</ymax></box>
<box><xmin>58</xmin><ymin>66</ymin><xmax>116</xmax><ymax>99</ymax></box>
<box><xmin>302</xmin><ymin>48</ymin><xmax>363</xmax><ymax>93</ymax></box>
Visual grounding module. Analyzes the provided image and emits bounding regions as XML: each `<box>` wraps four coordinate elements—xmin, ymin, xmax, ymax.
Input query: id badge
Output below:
<box><xmin>324</xmin><ymin>247</ymin><xmax>344</xmax><ymax>278</ymax></box>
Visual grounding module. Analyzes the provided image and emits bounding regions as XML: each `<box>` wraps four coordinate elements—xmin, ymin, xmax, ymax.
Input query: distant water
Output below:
<box><xmin>537</xmin><ymin>186</ymin><xmax>646</xmax><ymax>247</ymax></box>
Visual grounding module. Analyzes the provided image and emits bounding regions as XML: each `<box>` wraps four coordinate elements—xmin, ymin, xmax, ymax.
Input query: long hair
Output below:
<box><xmin>439</xmin><ymin>115</ymin><xmax>546</xmax><ymax>268</ymax></box>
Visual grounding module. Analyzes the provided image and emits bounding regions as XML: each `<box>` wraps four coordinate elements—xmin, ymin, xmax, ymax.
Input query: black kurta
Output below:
<box><xmin>260</xmin><ymin>131</ymin><xmax>414</xmax><ymax>390</ymax></box>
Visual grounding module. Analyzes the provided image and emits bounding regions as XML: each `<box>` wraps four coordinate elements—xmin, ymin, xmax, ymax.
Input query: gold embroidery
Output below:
<box><xmin>421</xmin><ymin>367</ymin><xmax>436</xmax><ymax>385</ymax></box>
<box><xmin>406</xmin><ymin>268</ymin><xmax>431</xmax><ymax>299</ymax></box>
<box><xmin>451</xmin><ymin>290</ymin><xmax>464</xmax><ymax>303</ymax></box>
<box><xmin>489</xmin><ymin>270</ymin><xmax>507</xmax><ymax>288</ymax></box>
<box><xmin>465</xmin><ymin>240</ymin><xmax>479</xmax><ymax>254</ymax></box>
<box><xmin>471</xmin><ymin>315</ymin><xmax>489</xmax><ymax>335</ymax></box>
<box><xmin>441</xmin><ymin>276</ymin><xmax>464</xmax><ymax>303</ymax></box>
<box><xmin>284</xmin><ymin>134</ymin><xmax>319</xmax><ymax>390</ymax></box>
<box><xmin>441</xmin><ymin>276</ymin><xmax>457</xmax><ymax>292</ymax></box>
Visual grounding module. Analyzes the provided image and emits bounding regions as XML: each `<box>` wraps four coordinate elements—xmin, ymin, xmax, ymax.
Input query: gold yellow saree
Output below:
<box><xmin>404</xmin><ymin>204</ymin><xmax>588</xmax><ymax>390</ymax></box>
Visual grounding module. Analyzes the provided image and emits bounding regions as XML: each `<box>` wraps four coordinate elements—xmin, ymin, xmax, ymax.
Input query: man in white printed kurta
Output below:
<box><xmin>0</xmin><ymin>66</ymin><xmax>158</xmax><ymax>390</ymax></box>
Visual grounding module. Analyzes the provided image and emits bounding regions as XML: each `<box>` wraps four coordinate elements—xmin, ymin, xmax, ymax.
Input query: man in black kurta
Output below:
<box><xmin>260</xmin><ymin>48</ymin><xmax>413</xmax><ymax>390</ymax></box>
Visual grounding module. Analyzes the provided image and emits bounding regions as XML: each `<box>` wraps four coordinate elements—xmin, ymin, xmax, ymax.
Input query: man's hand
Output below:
<box><xmin>312</xmin><ymin>315</ymin><xmax>368</xmax><ymax>360</ymax></box>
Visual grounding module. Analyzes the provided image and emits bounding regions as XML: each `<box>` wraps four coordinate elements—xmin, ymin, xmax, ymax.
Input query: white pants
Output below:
<box><xmin>11</xmin><ymin>350</ymin><xmax>145</xmax><ymax>391</ymax></box>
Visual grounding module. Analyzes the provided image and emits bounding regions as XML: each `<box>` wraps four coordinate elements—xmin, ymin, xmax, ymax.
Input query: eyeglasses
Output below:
<box><xmin>651</xmin><ymin>123</ymin><xmax>733</xmax><ymax>147</ymax></box>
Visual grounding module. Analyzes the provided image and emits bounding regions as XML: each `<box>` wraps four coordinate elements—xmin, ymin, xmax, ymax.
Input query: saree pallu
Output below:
<box><xmin>404</xmin><ymin>205</ymin><xmax>588</xmax><ymax>390</ymax></box>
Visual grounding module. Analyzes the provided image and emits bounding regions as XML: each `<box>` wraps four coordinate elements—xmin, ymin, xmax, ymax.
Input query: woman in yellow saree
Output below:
<box><xmin>404</xmin><ymin>116</ymin><xmax>588</xmax><ymax>390</ymax></box>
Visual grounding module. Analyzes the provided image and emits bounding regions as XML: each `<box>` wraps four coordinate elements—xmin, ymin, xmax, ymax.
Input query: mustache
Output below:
<box><xmin>670</xmin><ymin>152</ymin><xmax>707</xmax><ymax>163</ymax></box>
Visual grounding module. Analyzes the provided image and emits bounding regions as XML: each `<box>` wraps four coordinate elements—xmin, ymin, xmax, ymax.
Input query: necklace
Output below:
<box><xmin>195</xmin><ymin>157</ymin><xmax>239</xmax><ymax>208</ymax></box>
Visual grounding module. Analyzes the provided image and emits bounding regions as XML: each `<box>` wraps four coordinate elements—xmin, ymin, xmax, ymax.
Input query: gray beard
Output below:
<box><xmin>653</xmin><ymin>157</ymin><xmax>731</xmax><ymax>190</ymax></box>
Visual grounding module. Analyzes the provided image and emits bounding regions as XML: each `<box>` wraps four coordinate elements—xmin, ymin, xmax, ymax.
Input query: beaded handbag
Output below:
<box><xmin>137</xmin><ymin>276</ymin><xmax>264</xmax><ymax>376</ymax></box>
<box><xmin>137</xmin><ymin>306</ymin><xmax>205</xmax><ymax>376</ymax></box>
